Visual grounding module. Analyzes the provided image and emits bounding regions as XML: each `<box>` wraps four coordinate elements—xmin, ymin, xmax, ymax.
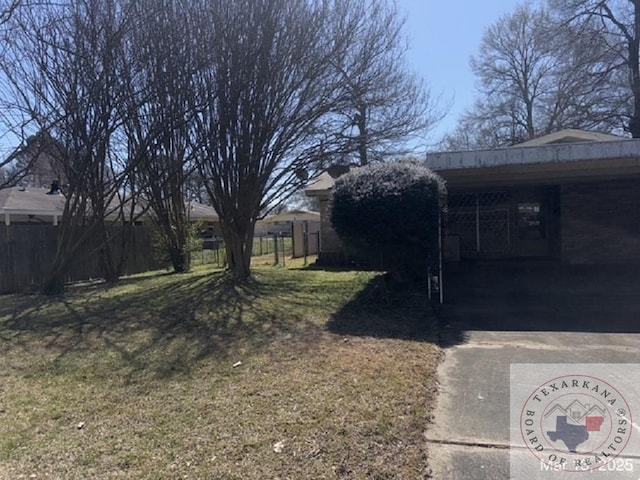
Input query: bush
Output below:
<box><xmin>330</xmin><ymin>160</ymin><xmax>446</xmax><ymax>282</ymax></box>
<box><xmin>151</xmin><ymin>220</ymin><xmax>206</xmax><ymax>272</ymax></box>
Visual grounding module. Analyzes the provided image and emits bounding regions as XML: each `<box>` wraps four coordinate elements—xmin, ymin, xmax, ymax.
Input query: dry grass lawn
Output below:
<box><xmin>0</xmin><ymin>259</ymin><xmax>441</xmax><ymax>479</ymax></box>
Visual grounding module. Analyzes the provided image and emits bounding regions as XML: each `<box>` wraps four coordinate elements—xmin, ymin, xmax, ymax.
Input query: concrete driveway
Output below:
<box><xmin>426</xmin><ymin>263</ymin><xmax>640</xmax><ymax>479</ymax></box>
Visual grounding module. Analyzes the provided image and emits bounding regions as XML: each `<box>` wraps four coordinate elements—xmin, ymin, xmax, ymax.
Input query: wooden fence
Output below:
<box><xmin>0</xmin><ymin>220</ymin><xmax>321</xmax><ymax>294</ymax></box>
<box><xmin>0</xmin><ymin>224</ymin><xmax>163</xmax><ymax>294</ymax></box>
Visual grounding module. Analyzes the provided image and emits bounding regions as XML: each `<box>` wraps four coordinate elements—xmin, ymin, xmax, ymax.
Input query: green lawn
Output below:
<box><xmin>0</xmin><ymin>260</ymin><xmax>440</xmax><ymax>479</ymax></box>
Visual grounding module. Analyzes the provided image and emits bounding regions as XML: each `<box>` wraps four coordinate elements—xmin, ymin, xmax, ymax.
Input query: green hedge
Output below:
<box><xmin>330</xmin><ymin>160</ymin><xmax>446</xmax><ymax>281</ymax></box>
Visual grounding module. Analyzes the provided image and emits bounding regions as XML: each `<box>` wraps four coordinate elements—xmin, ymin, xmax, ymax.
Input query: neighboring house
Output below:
<box><xmin>187</xmin><ymin>202</ymin><xmax>219</xmax><ymax>223</ymax></box>
<box><xmin>0</xmin><ymin>186</ymin><xmax>66</xmax><ymax>226</ymax></box>
<box><xmin>426</xmin><ymin>128</ymin><xmax>640</xmax><ymax>264</ymax></box>
<box><xmin>9</xmin><ymin>132</ymin><xmax>67</xmax><ymax>189</ymax></box>
<box><xmin>0</xmin><ymin>186</ymin><xmax>219</xmax><ymax>226</ymax></box>
<box><xmin>186</xmin><ymin>201</ymin><xmax>220</xmax><ymax>238</ymax></box>
<box><xmin>256</xmin><ymin>209</ymin><xmax>320</xmax><ymax>235</ymax></box>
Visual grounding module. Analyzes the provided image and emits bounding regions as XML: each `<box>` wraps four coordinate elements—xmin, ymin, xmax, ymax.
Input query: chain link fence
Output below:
<box><xmin>447</xmin><ymin>191</ymin><xmax>512</xmax><ymax>259</ymax></box>
<box><xmin>193</xmin><ymin>221</ymin><xmax>320</xmax><ymax>268</ymax></box>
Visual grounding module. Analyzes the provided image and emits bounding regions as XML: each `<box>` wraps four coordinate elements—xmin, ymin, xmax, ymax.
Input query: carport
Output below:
<box><xmin>426</xmin><ymin>129</ymin><xmax>640</xmax><ymax>330</ymax></box>
<box><xmin>427</xmin><ymin>129</ymin><xmax>640</xmax><ymax>265</ymax></box>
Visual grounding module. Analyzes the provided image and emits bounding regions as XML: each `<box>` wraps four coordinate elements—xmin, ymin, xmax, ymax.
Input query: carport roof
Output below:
<box><xmin>427</xmin><ymin>135</ymin><xmax>640</xmax><ymax>188</ymax></box>
<box><xmin>266</xmin><ymin>210</ymin><xmax>320</xmax><ymax>222</ymax></box>
<box><xmin>514</xmin><ymin>128</ymin><xmax>622</xmax><ymax>146</ymax></box>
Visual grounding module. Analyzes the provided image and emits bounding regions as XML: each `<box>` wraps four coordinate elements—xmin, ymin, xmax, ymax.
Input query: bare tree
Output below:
<box><xmin>0</xmin><ymin>0</ymin><xmax>21</xmax><ymax>24</ymax></box>
<box><xmin>548</xmin><ymin>0</ymin><xmax>640</xmax><ymax>137</ymax></box>
<box><xmin>445</xmin><ymin>3</ymin><xmax>625</xmax><ymax>149</ymax></box>
<box><xmin>3</xmin><ymin>0</ymin><xmax>144</xmax><ymax>293</ymax></box>
<box><xmin>3</xmin><ymin>0</ymin><xmax>440</xmax><ymax>285</ymax></box>
<box><xmin>187</xmin><ymin>0</ymin><xmax>345</xmax><ymax>279</ymax></box>
<box><xmin>185</xmin><ymin>0</ymin><xmax>440</xmax><ymax>278</ymax></box>
<box><xmin>0</xmin><ymin>1</ymin><xmax>49</xmax><ymax>186</ymax></box>
<box><xmin>123</xmin><ymin>0</ymin><xmax>197</xmax><ymax>273</ymax></box>
<box><xmin>329</xmin><ymin>0</ymin><xmax>440</xmax><ymax>165</ymax></box>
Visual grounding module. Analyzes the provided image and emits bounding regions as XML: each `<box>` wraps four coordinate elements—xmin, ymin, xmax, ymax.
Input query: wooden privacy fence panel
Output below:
<box><xmin>0</xmin><ymin>225</ymin><xmax>57</xmax><ymax>293</ymax></box>
<box><xmin>0</xmin><ymin>224</ymin><xmax>163</xmax><ymax>294</ymax></box>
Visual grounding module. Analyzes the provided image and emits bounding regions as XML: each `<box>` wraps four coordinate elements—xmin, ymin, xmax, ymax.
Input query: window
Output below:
<box><xmin>518</xmin><ymin>202</ymin><xmax>544</xmax><ymax>239</ymax></box>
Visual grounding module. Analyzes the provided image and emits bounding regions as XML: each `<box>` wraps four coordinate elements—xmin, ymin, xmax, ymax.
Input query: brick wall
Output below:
<box><xmin>561</xmin><ymin>179</ymin><xmax>640</xmax><ymax>264</ymax></box>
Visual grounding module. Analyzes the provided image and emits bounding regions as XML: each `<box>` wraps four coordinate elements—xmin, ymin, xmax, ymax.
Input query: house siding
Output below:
<box><xmin>561</xmin><ymin>179</ymin><xmax>640</xmax><ymax>264</ymax></box>
<box><xmin>317</xmin><ymin>197</ymin><xmax>345</xmax><ymax>264</ymax></box>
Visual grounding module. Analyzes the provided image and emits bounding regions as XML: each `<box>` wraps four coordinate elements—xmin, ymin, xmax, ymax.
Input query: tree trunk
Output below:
<box><xmin>176</xmin><ymin>218</ymin><xmax>190</xmax><ymax>272</ymax></box>
<box><xmin>41</xmin><ymin>271</ymin><xmax>65</xmax><ymax>295</ymax></box>
<box><xmin>41</xmin><ymin>256</ymin><xmax>67</xmax><ymax>295</ymax></box>
<box><xmin>100</xmin><ymin>245</ymin><xmax>121</xmax><ymax>284</ymax></box>
<box><xmin>168</xmin><ymin>245</ymin><xmax>188</xmax><ymax>273</ymax></box>
<box><xmin>41</xmin><ymin>222</ymin><xmax>73</xmax><ymax>295</ymax></box>
<box><xmin>221</xmin><ymin>221</ymin><xmax>254</xmax><ymax>279</ymax></box>
<box><xmin>98</xmin><ymin>224</ymin><xmax>122</xmax><ymax>284</ymax></box>
<box><xmin>525</xmin><ymin>99</ymin><xmax>535</xmax><ymax>140</ymax></box>
<box><xmin>161</xmin><ymin>212</ymin><xmax>190</xmax><ymax>273</ymax></box>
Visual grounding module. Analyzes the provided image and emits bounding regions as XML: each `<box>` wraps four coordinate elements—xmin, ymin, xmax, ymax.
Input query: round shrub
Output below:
<box><xmin>330</xmin><ymin>160</ymin><xmax>446</xmax><ymax>281</ymax></box>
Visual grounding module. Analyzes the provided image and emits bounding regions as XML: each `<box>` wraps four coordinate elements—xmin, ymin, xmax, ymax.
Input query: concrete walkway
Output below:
<box><xmin>426</xmin><ymin>264</ymin><xmax>640</xmax><ymax>479</ymax></box>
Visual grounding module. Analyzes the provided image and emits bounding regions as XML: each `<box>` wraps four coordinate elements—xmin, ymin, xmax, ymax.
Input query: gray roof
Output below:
<box><xmin>305</xmin><ymin>172</ymin><xmax>335</xmax><ymax>195</ymax></box>
<box><xmin>188</xmin><ymin>201</ymin><xmax>218</xmax><ymax>221</ymax></box>
<box><xmin>0</xmin><ymin>187</ymin><xmax>219</xmax><ymax>221</ymax></box>
<box><xmin>0</xmin><ymin>187</ymin><xmax>65</xmax><ymax>216</ymax></box>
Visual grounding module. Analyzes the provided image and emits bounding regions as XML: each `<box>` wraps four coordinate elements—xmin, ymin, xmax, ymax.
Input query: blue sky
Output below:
<box><xmin>397</xmin><ymin>0</ymin><xmax>525</xmax><ymax>145</ymax></box>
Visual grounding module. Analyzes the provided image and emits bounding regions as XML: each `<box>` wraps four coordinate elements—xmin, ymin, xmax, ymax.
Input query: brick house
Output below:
<box><xmin>427</xmin><ymin>129</ymin><xmax>640</xmax><ymax>264</ymax></box>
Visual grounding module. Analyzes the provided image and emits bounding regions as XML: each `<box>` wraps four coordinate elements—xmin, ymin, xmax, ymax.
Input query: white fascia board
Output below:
<box><xmin>426</xmin><ymin>139</ymin><xmax>640</xmax><ymax>171</ymax></box>
<box><xmin>0</xmin><ymin>209</ymin><xmax>63</xmax><ymax>216</ymax></box>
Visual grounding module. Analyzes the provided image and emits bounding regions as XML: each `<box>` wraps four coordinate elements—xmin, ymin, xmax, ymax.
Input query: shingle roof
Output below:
<box><xmin>0</xmin><ymin>187</ymin><xmax>219</xmax><ymax>221</ymax></box>
<box><xmin>187</xmin><ymin>201</ymin><xmax>218</xmax><ymax>221</ymax></box>
<box><xmin>305</xmin><ymin>172</ymin><xmax>335</xmax><ymax>195</ymax></box>
<box><xmin>0</xmin><ymin>187</ymin><xmax>65</xmax><ymax>215</ymax></box>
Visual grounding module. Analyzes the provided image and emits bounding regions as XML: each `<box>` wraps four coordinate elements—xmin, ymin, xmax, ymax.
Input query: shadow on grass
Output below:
<box><xmin>327</xmin><ymin>274</ymin><xmax>442</xmax><ymax>343</ymax></box>
<box><xmin>0</xmin><ymin>269</ymin><xmax>324</xmax><ymax>382</ymax></box>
